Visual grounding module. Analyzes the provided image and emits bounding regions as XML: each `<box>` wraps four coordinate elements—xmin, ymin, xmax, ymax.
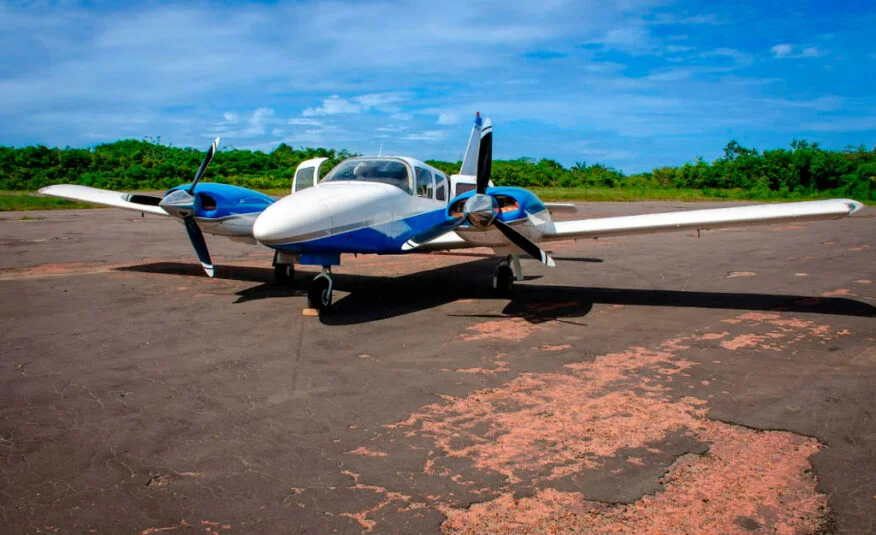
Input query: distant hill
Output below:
<box><xmin>1</xmin><ymin>138</ymin><xmax>872</xmax><ymax>201</ymax></box>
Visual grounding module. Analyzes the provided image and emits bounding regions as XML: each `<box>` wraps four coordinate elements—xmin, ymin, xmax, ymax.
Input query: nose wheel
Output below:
<box><xmin>308</xmin><ymin>267</ymin><xmax>333</xmax><ymax>311</ymax></box>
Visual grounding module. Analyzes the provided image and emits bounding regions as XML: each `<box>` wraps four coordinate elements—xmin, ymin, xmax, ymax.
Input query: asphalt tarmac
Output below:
<box><xmin>1</xmin><ymin>202</ymin><xmax>873</xmax><ymax>534</ymax></box>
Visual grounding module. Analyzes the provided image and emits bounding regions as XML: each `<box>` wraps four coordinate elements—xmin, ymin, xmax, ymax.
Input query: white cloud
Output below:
<box><xmin>302</xmin><ymin>92</ymin><xmax>412</xmax><ymax>117</ymax></box>
<box><xmin>771</xmin><ymin>44</ymin><xmax>793</xmax><ymax>57</ymax></box>
<box><xmin>354</xmin><ymin>92</ymin><xmax>410</xmax><ymax>110</ymax></box>
<box><xmin>375</xmin><ymin>125</ymin><xmax>409</xmax><ymax>132</ymax></box>
<box><xmin>652</xmin><ymin>13</ymin><xmax>724</xmax><ymax>25</ymax></box>
<box><xmin>288</xmin><ymin>118</ymin><xmax>324</xmax><ymax>126</ymax></box>
<box><xmin>771</xmin><ymin>44</ymin><xmax>825</xmax><ymax>59</ymax></box>
<box><xmin>761</xmin><ymin>96</ymin><xmax>844</xmax><ymax>112</ymax></box>
<box><xmin>403</xmin><ymin>130</ymin><xmax>446</xmax><ymax>142</ymax></box>
<box><xmin>436</xmin><ymin>113</ymin><xmax>460</xmax><ymax>125</ymax></box>
<box><xmin>302</xmin><ymin>96</ymin><xmax>362</xmax><ymax>117</ymax></box>
<box><xmin>244</xmin><ymin>107</ymin><xmax>275</xmax><ymax>136</ymax></box>
<box><xmin>223</xmin><ymin>112</ymin><xmax>238</xmax><ymax>123</ymax></box>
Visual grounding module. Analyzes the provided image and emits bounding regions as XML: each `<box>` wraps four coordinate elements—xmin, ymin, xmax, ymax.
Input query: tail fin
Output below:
<box><xmin>459</xmin><ymin>112</ymin><xmax>483</xmax><ymax>175</ymax></box>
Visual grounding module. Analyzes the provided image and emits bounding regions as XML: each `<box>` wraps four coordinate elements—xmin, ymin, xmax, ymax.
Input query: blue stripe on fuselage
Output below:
<box><xmin>270</xmin><ymin>208</ymin><xmax>448</xmax><ymax>254</ymax></box>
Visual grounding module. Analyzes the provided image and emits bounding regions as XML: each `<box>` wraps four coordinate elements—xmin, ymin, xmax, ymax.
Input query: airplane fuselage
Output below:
<box><xmin>252</xmin><ymin>157</ymin><xmax>553</xmax><ymax>262</ymax></box>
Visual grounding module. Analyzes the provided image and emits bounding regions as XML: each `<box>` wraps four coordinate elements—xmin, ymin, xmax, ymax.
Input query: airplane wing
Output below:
<box><xmin>39</xmin><ymin>185</ymin><xmax>169</xmax><ymax>216</ymax></box>
<box><xmin>543</xmin><ymin>198</ymin><xmax>864</xmax><ymax>242</ymax></box>
<box><xmin>544</xmin><ymin>202</ymin><xmax>577</xmax><ymax>214</ymax></box>
<box><xmin>414</xmin><ymin>230</ymin><xmax>472</xmax><ymax>251</ymax></box>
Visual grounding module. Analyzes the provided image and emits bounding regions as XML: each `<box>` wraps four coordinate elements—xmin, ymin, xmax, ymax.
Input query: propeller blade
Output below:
<box><xmin>188</xmin><ymin>137</ymin><xmax>220</xmax><ymax>194</ymax></box>
<box><xmin>476</xmin><ymin>119</ymin><xmax>492</xmax><ymax>194</ymax></box>
<box><xmin>493</xmin><ymin>219</ymin><xmax>555</xmax><ymax>266</ymax></box>
<box><xmin>401</xmin><ymin>217</ymin><xmax>465</xmax><ymax>251</ymax></box>
<box><xmin>183</xmin><ymin>216</ymin><xmax>214</xmax><ymax>277</ymax></box>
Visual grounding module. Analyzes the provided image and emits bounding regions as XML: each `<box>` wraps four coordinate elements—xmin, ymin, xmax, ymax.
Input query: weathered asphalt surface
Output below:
<box><xmin>0</xmin><ymin>202</ymin><xmax>873</xmax><ymax>534</ymax></box>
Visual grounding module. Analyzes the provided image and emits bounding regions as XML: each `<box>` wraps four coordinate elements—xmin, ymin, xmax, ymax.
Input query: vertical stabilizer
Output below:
<box><xmin>459</xmin><ymin>112</ymin><xmax>483</xmax><ymax>176</ymax></box>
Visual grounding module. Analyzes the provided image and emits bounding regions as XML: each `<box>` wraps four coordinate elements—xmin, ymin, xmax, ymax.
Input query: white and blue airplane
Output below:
<box><xmin>41</xmin><ymin>114</ymin><xmax>864</xmax><ymax>311</ymax></box>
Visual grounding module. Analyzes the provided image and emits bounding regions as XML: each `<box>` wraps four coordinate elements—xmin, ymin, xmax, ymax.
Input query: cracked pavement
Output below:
<box><xmin>0</xmin><ymin>202</ymin><xmax>873</xmax><ymax>534</ymax></box>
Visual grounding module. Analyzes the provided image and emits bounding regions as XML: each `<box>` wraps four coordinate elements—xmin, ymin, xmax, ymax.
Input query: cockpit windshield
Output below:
<box><xmin>321</xmin><ymin>158</ymin><xmax>412</xmax><ymax>194</ymax></box>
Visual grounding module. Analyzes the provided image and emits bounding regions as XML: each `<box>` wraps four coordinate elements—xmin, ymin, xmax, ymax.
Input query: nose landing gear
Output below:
<box><xmin>491</xmin><ymin>254</ymin><xmax>521</xmax><ymax>297</ymax></box>
<box><xmin>308</xmin><ymin>266</ymin><xmax>333</xmax><ymax>311</ymax></box>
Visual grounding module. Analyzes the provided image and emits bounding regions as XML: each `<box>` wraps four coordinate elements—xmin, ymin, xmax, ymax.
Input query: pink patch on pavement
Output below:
<box><xmin>441</xmin><ymin>423</ymin><xmax>827</xmax><ymax>534</ymax></box>
<box><xmin>820</xmin><ymin>288</ymin><xmax>856</xmax><ymax>297</ymax></box>
<box><xmin>461</xmin><ymin>318</ymin><xmax>542</xmax><ymax>342</ymax></box>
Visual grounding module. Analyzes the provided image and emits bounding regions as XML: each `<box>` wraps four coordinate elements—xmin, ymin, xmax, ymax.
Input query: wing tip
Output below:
<box><xmin>38</xmin><ymin>185</ymin><xmax>63</xmax><ymax>195</ymax></box>
<box><xmin>845</xmin><ymin>199</ymin><xmax>865</xmax><ymax>215</ymax></box>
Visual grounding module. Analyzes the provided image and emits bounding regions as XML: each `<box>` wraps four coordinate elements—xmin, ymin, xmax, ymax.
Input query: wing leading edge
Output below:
<box><xmin>38</xmin><ymin>185</ymin><xmax>169</xmax><ymax>216</ymax></box>
<box><xmin>543</xmin><ymin>198</ymin><xmax>864</xmax><ymax>242</ymax></box>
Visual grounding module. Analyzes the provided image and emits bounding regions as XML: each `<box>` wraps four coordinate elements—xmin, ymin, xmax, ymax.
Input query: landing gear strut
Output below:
<box><xmin>272</xmin><ymin>251</ymin><xmax>295</xmax><ymax>286</ymax></box>
<box><xmin>308</xmin><ymin>266</ymin><xmax>333</xmax><ymax>311</ymax></box>
<box><xmin>274</xmin><ymin>263</ymin><xmax>294</xmax><ymax>285</ymax></box>
<box><xmin>492</xmin><ymin>258</ymin><xmax>514</xmax><ymax>297</ymax></box>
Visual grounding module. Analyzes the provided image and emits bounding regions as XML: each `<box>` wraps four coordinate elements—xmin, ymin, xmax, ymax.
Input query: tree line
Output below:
<box><xmin>0</xmin><ymin>138</ymin><xmax>873</xmax><ymax>200</ymax></box>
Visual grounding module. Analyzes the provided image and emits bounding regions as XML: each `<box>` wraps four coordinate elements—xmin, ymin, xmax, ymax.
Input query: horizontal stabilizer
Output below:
<box><xmin>38</xmin><ymin>185</ymin><xmax>169</xmax><ymax>216</ymax></box>
<box><xmin>545</xmin><ymin>199</ymin><xmax>864</xmax><ymax>242</ymax></box>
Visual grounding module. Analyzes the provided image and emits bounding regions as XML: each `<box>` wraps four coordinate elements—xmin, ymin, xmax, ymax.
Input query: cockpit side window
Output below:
<box><xmin>322</xmin><ymin>158</ymin><xmax>412</xmax><ymax>194</ymax></box>
<box><xmin>415</xmin><ymin>167</ymin><xmax>434</xmax><ymax>199</ymax></box>
<box><xmin>435</xmin><ymin>173</ymin><xmax>447</xmax><ymax>201</ymax></box>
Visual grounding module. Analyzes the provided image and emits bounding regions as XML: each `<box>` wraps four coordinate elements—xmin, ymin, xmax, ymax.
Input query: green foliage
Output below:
<box><xmin>0</xmin><ymin>139</ymin><xmax>354</xmax><ymax>192</ymax></box>
<box><xmin>0</xmin><ymin>138</ymin><xmax>873</xmax><ymax>201</ymax></box>
<box><xmin>0</xmin><ymin>192</ymin><xmax>97</xmax><ymax>211</ymax></box>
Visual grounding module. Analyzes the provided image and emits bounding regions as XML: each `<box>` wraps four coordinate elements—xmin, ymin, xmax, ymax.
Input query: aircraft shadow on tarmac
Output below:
<box><xmin>119</xmin><ymin>259</ymin><xmax>875</xmax><ymax>326</ymax></box>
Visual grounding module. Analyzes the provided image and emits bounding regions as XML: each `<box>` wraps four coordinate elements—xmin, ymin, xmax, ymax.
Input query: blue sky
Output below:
<box><xmin>1</xmin><ymin>0</ymin><xmax>875</xmax><ymax>172</ymax></box>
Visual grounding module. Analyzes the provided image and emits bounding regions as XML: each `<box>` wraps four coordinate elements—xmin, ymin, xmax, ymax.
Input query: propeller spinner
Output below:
<box><xmin>158</xmin><ymin>137</ymin><xmax>220</xmax><ymax>277</ymax></box>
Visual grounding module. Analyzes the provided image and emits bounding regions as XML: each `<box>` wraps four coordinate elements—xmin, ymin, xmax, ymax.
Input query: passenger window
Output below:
<box><xmin>415</xmin><ymin>167</ymin><xmax>433</xmax><ymax>199</ymax></box>
<box><xmin>295</xmin><ymin>167</ymin><xmax>315</xmax><ymax>191</ymax></box>
<box><xmin>435</xmin><ymin>173</ymin><xmax>447</xmax><ymax>201</ymax></box>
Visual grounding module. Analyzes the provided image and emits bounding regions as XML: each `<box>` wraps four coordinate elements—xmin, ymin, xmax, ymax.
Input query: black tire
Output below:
<box><xmin>491</xmin><ymin>263</ymin><xmax>514</xmax><ymax>297</ymax></box>
<box><xmin>308</xmin><ymin>276</ymin><xmax>332</xmax><ymax>311</ymax></box>
<box><xmin>274</xmin><ymin>263</ymin><xmax>295</xmax><ymax>285</ymax></box>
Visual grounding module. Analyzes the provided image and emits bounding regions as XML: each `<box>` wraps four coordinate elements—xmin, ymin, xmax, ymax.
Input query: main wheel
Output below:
<box><xmin>492</xmin><ymin>263</ymin><xmax>514</xmax><ymax>297</ymax></box>
<box><xmin>308</xmin><ymin>276</ymin><xmax>333</xmax><ymax>311</ymax></box>
<box><xmin>274</xmin><ymin>263</ymin><xmax>295</xmax><ymax>285</ymax></box>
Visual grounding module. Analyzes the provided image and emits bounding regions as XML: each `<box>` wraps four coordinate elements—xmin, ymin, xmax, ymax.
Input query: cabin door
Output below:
<box><xmin>292</xmin><ymin>157</ymin><xmax>329</xmax><ymax>194</ymax></box>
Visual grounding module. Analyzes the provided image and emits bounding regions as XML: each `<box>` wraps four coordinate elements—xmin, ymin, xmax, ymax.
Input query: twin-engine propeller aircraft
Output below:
<box><xmin>41</xmin><ymin>114</ymin><xmax>864</xmax><ymax>312</ymax></box>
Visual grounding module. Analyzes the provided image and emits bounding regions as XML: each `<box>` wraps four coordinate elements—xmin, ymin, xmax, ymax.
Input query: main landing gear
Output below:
<box><xmin>492</xmin><ymin>254</ymin><xmax>523</xmax><ymax>298</ymax></box>
<box><xmin>308</xmin><ymin>266</ymin><xmax>333</xmax><ymax>311</ymax></box>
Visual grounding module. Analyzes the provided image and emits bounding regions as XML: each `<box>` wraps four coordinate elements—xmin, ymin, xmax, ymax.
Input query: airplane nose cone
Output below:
<box><xmin>253</xmin><ymin>191</ymin><xmax>334</xmax><ymax>245</ymax></box>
